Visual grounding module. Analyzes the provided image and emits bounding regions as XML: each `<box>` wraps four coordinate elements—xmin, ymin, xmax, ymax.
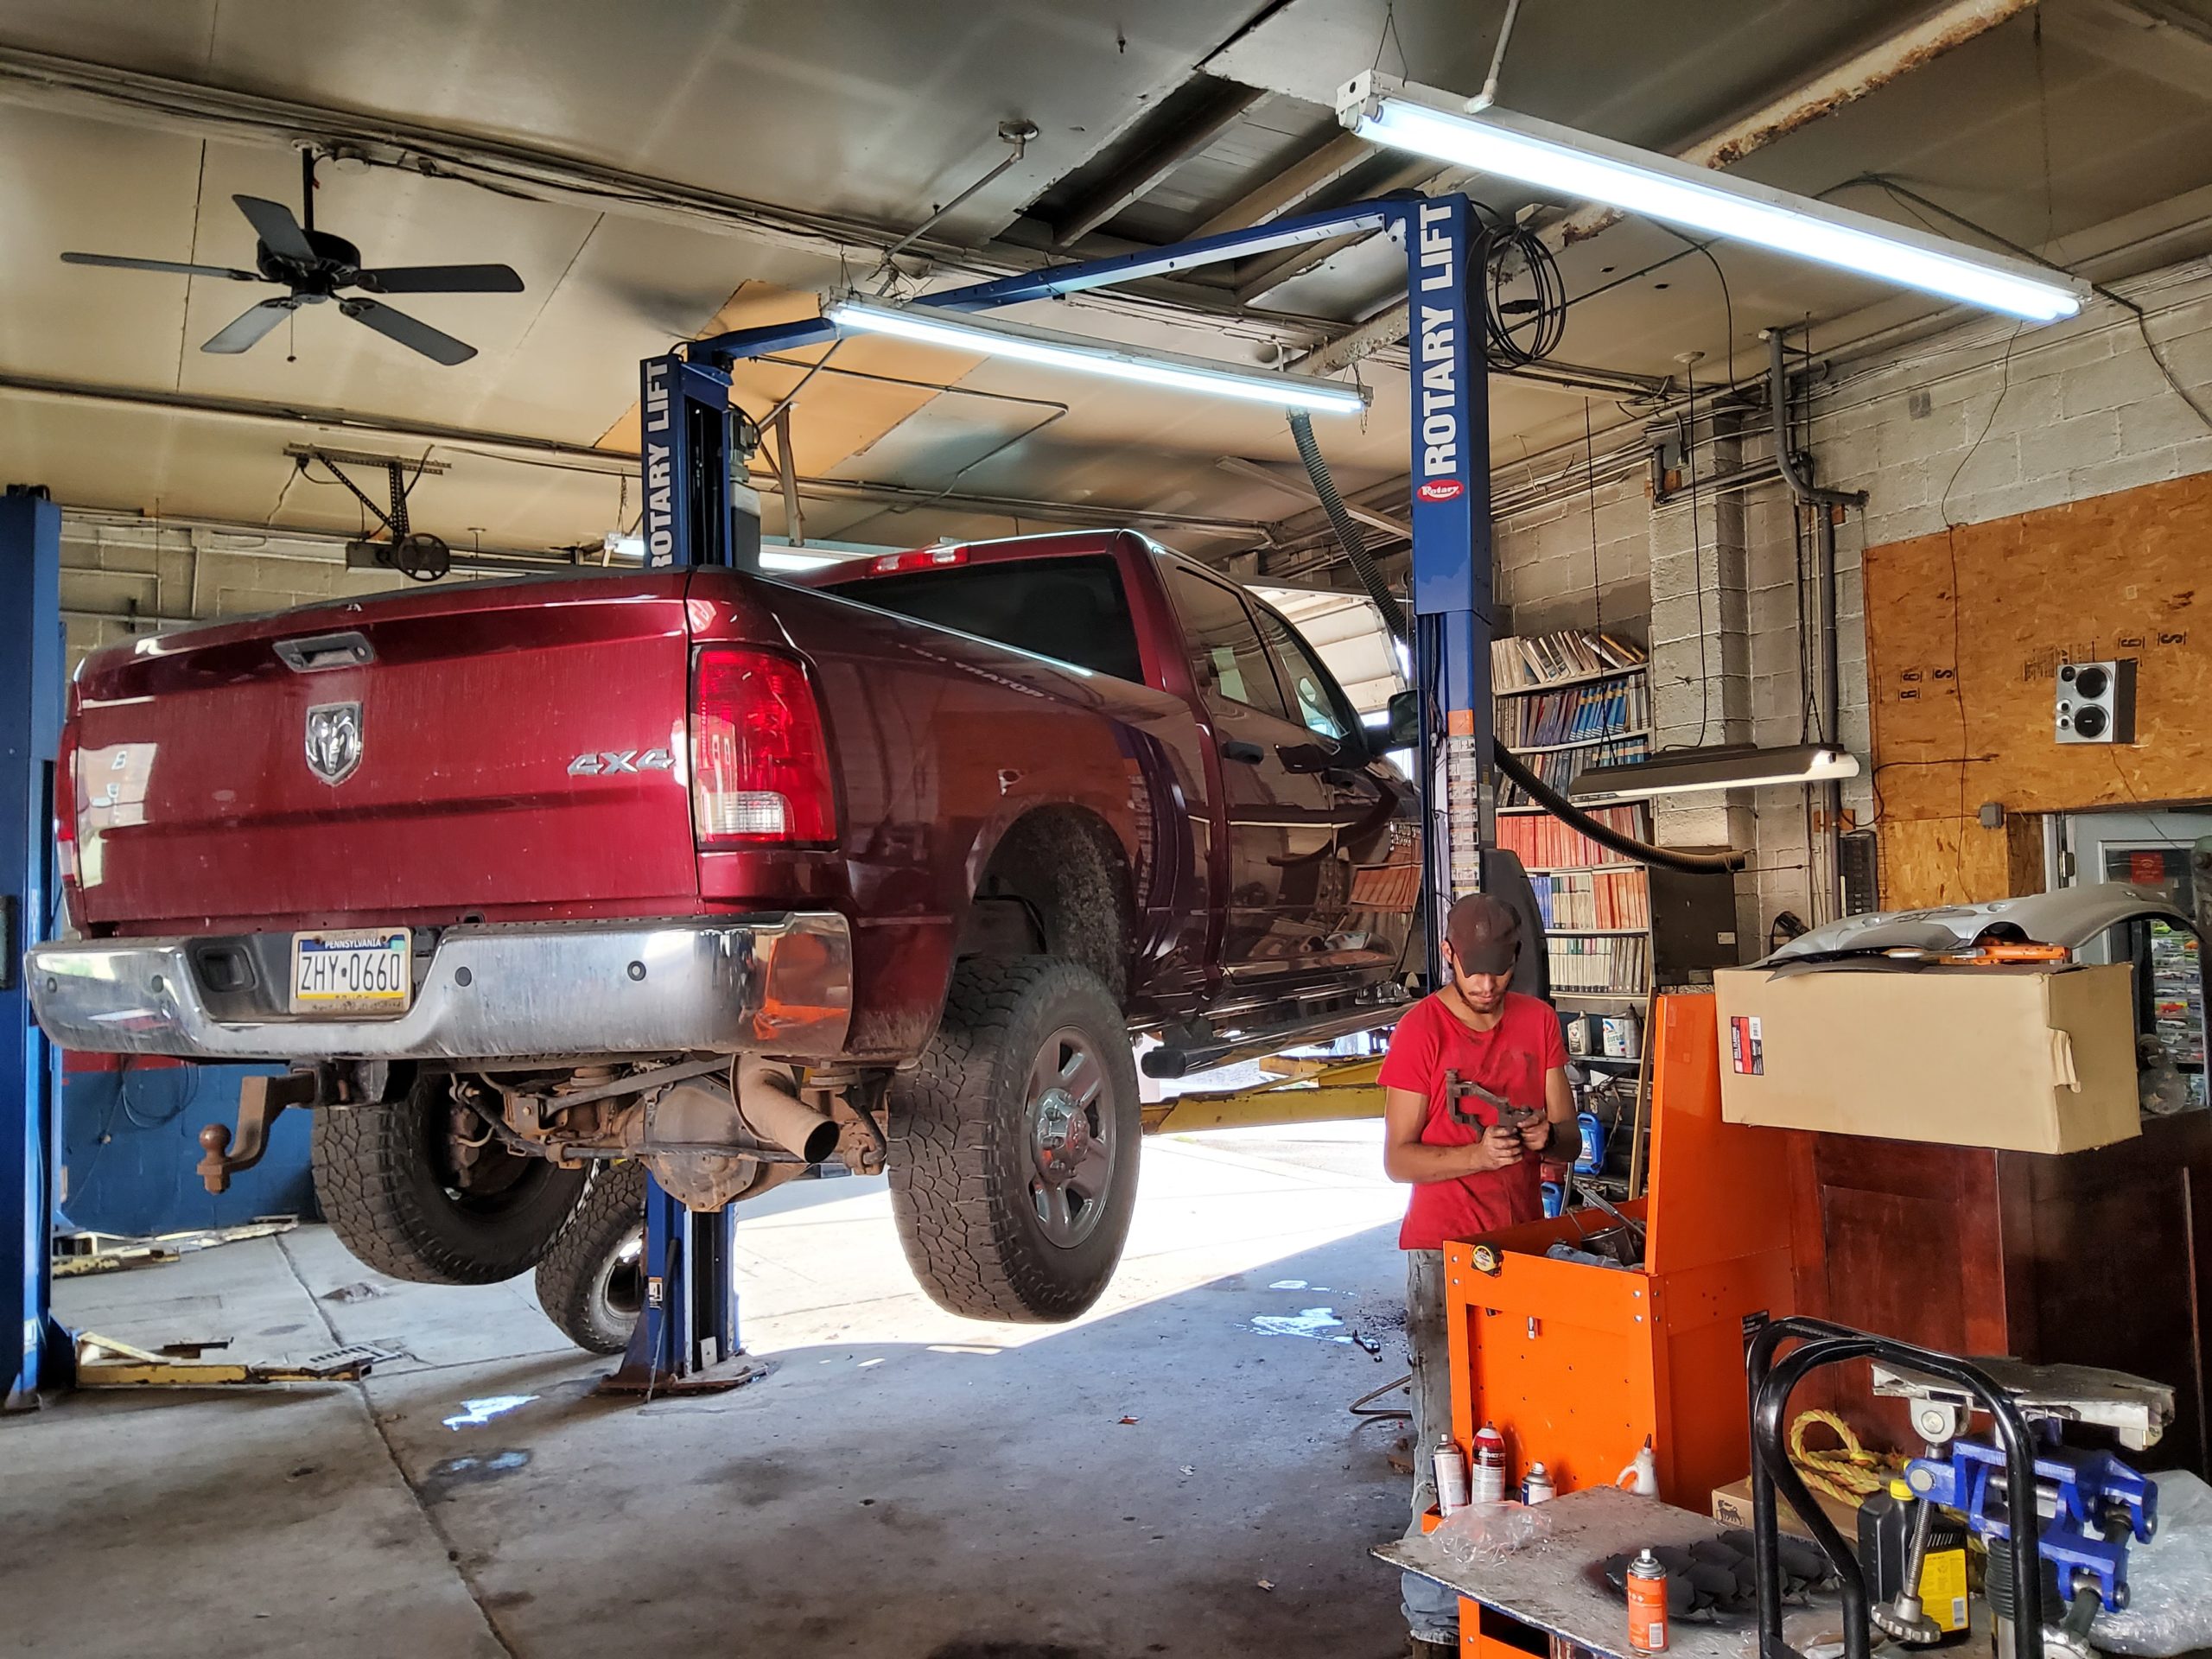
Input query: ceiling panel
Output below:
<box><xmin>0</xmin><ymin>0</ymin><xmax>1271</xmax><ymax>243</ymax></box>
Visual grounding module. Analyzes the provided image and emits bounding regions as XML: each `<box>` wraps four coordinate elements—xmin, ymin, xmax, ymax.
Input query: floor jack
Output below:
<box><xmin>1744</xmin><ymin>1316</ymin><xmax>2172</xmax><ymax>1659</ymax></box>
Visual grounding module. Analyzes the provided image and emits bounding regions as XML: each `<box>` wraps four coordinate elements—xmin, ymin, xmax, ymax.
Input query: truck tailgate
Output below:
<box><xmin>73</xmin><ymin>573</ymin><xmax>700</xmax><ymax>931</ymax></box>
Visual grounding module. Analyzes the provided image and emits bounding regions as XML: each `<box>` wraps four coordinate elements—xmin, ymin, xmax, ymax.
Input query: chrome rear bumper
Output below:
<box><xmin>25</xmin><ymin>914</ymin><xmax>852</xmax><ymax>1063</ymax></box>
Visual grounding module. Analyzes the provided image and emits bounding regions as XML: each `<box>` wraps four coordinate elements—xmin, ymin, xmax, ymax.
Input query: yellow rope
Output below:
<box><xmin>1789</xmin><ymin>1409</ymin><xmax>1893</xmax><ymax>1509</ymax></box>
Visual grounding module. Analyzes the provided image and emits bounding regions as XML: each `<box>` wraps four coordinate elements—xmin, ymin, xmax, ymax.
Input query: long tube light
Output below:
<box><xmin>1568</xmin><ymin>742</ymin><xmax>1860</xmax><ymax>804</ymax></box>
<box><xmin>1337</xmin><ymin>73</ymin><xmax>2089</xmax><ymax>323</ymax></box>
<box><xmin>823</xmin><ymin>295</ymin><xmax>1370</xmax><ymax>413</ymax></box>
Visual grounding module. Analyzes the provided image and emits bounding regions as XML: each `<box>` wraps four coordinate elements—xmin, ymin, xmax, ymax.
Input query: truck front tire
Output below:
<box><xmin>312</xmin><ymin>1075</ymin><xmax>590</xmax><ymax>1286</ymax></box>
<box><xmin>887</xmin><ymin>957</ymin><xmax>1140</xmax><ymax>1322</ymax></box>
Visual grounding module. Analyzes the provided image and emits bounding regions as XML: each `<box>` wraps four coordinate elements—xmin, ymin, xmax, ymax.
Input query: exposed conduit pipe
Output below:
<box><xmin>1767</xmin><ymin>330</ymin><xmax>1868</xmax><ymax>918</ymax></box>
<box><xmin>1285</xmin><ymin>412</ymin><xmax>1745</xmax><ymax>875</ymax></box>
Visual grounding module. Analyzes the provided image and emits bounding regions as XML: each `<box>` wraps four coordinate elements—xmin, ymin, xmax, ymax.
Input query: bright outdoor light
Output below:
<box><xmin>823</xmin><ymin>295</ymin><xmax>1370</xmax><ymax>413</ymax></box>
<box><xmin>1338</xmin><ymin>73</ymin><xmax>2089</xmax><ymax>323</ymax></box>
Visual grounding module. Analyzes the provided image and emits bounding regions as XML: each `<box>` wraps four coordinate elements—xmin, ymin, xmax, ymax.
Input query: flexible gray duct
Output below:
<box><xmin>1284</xmin><ymin>410</ymin><xmax>1745</xmax><ymax>877</ymax></box>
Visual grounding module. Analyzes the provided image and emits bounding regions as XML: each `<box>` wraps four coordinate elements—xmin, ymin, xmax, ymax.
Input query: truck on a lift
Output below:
<box><xmin>29</xmin><ymin>529</ymin><xmax>1420</xmax><ymax>1321</ymax></box>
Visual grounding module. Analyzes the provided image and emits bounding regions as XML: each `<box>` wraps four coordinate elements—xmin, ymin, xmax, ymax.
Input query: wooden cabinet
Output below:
<box><xmin>1783</xmin><ymin>1112</ymin><xmax>2212</xmax><ymax>1476</ymax></box>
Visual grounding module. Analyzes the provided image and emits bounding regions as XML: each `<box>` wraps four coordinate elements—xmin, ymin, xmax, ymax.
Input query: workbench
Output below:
<box><xmin>1377</xmin><ymin>1486</ymin><xmax>1789</xmax><ymax>1659</ymax></box>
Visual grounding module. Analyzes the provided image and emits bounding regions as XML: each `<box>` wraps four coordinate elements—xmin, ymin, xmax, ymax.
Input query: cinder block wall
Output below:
<box><xmin>1742</xmin><ymin>263</ymin><xmax>2212</xmax><ymax>940</ymax></box>
<box><xmin>57</xmin><ymin>519</ymin><xmax>488</xmax><ymax>673</ymax></box>
<box><xmin>1488</xmin><ymin>258</ymin><xmax>2212</xmax><ymax>957</ymax></box>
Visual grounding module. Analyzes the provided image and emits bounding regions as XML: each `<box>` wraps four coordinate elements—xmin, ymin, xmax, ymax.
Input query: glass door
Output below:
<box><xmin>2061</xmin><ymin>810</ymin><xmax>2212</xmax><ymax>1106</ymax></box>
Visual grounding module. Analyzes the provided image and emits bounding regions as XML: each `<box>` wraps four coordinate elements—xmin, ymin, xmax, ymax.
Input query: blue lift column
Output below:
<box><xmin>3</xmin><ymin>486</ymin><xmax>67</xmax><ymax>1409</ymax></box>
<box><xmin>1396</xmin><ymin>195</ymin><xmax>1496</xmax><ymax>963</ymax></box>
<box><xmin>600</xmin><ymin>356</ymin><xmax>760</xmax><ymax>1397</ymax></box>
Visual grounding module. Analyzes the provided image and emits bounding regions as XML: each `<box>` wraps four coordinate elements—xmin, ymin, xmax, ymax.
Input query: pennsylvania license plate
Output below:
<box><xmin>289</xmin><ymin>928</ymin><xmax>412</xmax><ymax>1015</ymax></box>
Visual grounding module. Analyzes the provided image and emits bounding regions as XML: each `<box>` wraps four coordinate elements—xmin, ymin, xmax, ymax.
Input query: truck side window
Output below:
<box><xmin>1163</xmin><ymin>566</ymin><xmax>1292</xmax><ymax>723</ymax></box>
<box><xmin>1250</xmin><ymin>603</ymin><xmax>1353</xmax><ymax>742</ymax></box>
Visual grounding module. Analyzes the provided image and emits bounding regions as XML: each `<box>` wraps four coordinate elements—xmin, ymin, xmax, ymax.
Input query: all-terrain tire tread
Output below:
<box><xmin>887</xmin><ymin>957</ymin><xmax>1135</xmax><ymax>1323</ymax></box>
<box><xmin>310</xmin><ymin>1089</ymin><xmax>584</xmax><ymax>1286</ymax></box>
<box><xmin>534</xmin><ymin>1162</ymin><xmax>648</xmax><ymax>1353</ymax></box>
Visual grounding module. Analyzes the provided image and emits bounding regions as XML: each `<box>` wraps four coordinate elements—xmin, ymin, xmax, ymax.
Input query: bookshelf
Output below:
<box><xmin>1494</xmin><ymin>629</ymin><xmax>1658</xmax><ymax>1198</ymax></box>
<box><xmin>1493</xmin><ymin>629</ymin><xmax>1655</xmax><ymax>1003</ymax></box>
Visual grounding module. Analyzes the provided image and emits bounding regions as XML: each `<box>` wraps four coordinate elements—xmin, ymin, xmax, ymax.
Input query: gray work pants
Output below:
<box><xmin>1401</xmin><ymin>1247</ymin><xmax>1460</xmax><ymax>1643</ymax></box>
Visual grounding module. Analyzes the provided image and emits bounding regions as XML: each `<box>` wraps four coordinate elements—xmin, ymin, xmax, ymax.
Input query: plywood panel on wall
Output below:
<box><xmin>1863</xmin><ymin>473</ymin><xmax>2212</xmax><ymax>840</ymax></box>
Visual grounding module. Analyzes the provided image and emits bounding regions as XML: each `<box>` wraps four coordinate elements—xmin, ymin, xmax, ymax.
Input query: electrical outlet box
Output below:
<box><xmin>2055</xmin><ymin>658</ymin><xmax>2136</xmax><ymax>745</ymax></box>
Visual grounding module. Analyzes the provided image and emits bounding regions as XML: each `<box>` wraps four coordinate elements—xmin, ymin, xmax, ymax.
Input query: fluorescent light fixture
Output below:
<box><xmin>1568</xmin><ymin>742</ymin><xmax>1860</xmax><ymax>804</ymax></box>
<box><xmin>1338</xmin><ymin>73</ymin><xmax>2089</xmax><ymax>323</ymax></box>
<box><xmin>823</xmin><ymin>294</ymin><xmax>1370</xmax><ymax>413</ymax></box>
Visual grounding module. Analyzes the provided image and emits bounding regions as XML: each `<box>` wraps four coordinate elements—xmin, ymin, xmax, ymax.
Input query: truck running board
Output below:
<box><xmin>1141</xmin><ymin>999</ymin><xmax>1405</xmax><ymax>1081</ymax></box>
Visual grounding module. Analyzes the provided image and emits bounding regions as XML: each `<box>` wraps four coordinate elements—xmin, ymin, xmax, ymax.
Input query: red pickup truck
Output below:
<box><xmin>30</xmin><ymin>530</ymin><xmax>1419</xmax><ymax>1320</ymax></box>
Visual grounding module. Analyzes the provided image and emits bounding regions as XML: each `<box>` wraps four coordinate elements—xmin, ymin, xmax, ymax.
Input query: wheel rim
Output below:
<box><xmin>594</xmin><ymin>1227</ymin><xmax>647</xmax><ymax>1322</ymax></box>
<box><xmin>1026</xmin><ymin>1025</ymin><xmax>1116</xmax><ymax>1248</ymax></box>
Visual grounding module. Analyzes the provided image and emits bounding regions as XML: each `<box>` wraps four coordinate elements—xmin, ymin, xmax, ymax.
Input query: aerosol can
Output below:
<box><xmin>1521</xmin><ymin>1462</ymin><xmax>1554</xmax><ymax>1504</ymax></box>
<box><xmin>1471</xmin><ymin>1421</ymin><xmax>1509</xmax><ymax>1504</ymax></box>
<box><xmin>1433</xmin><ymin>1435</ymin><xmax>1471</xmax><ymax>1515</ymax></box>
<box><xmin>1625</xmin><ymin>1548</ymin><xmax>1669</xmax><ymax>1652</ymax></box>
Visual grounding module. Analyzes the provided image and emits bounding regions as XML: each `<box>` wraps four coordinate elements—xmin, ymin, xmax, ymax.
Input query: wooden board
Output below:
<box><xmin>1875</xmin><ymin>811</ymin><xmax>2050</xmax><ymax>909</ymax></box>
<box><xmin>1862</xmin><ymin>472</ymin><xmax>2212</xmax><ymax>831</ymax></box>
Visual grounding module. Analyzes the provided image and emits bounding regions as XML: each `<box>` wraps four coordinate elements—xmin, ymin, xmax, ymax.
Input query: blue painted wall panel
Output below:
<box><xmin>58</xmin><ymin>1064</ymin><xmax>316</xmax><ymax>1238</ymax></box>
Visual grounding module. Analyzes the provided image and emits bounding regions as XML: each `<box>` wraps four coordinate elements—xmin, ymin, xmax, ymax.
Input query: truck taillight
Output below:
<box><xmin>689</xmin><ymin>645</ymin><xmax>836</xmax><ymax>846</ymax></box>
<box><xmin>53</xmin><ymin>719</ymin><xmax>83</xmax><ymax>926</ymax></box>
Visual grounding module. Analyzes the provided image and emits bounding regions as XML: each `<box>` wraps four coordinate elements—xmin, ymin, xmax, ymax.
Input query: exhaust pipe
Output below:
<box><xmin>734</xmin><ymin>1059</ymin><xmax>839</xmax><ymax>1164</ymax></box>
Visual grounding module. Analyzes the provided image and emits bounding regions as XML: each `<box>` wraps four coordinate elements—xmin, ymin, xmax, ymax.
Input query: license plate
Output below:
<box><xmin>289</xmin><ymin>929</ymin><xmax>412</xmax><ymax>1015</ymax></box>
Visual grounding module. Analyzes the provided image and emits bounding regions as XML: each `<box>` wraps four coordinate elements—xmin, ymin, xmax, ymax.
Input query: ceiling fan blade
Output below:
<box><xmin>340</xmin><ymin>296</ymin><xmax>476</xmax><ymax>365</ymax></box>
<box><xmin>232</xmin><ymin>194</ymin><xmax>316</xmax><ymax>263</ymax></box>
<box><xmin>202</xmin><ymin>296</ymin><xmax>298</xmax><ymax>354</ymax></box>
<box><xmin>62</xmin><ymin>251</ymin><xmax>263</xmax><ymax>281</ymax></box>
<box><xmin>353</xmin><ymin>263</ymin><xmax>524</xmax><ymax>295</ymax></box>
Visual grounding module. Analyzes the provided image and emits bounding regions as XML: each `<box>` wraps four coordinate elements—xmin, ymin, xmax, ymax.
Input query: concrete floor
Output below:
<box><xmin>4</xmin><ymin>1124</ymin><xmax>1415</xmax><ymax>1659</ymax></box>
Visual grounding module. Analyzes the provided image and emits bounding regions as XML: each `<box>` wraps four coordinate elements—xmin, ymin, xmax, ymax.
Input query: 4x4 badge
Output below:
<box><xmin>569</xmin><ymin>748</ymin><xmax>676</xmax><ymax>776</ymax></box>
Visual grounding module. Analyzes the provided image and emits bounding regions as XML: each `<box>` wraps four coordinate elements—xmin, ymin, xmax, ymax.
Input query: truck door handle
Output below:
<box><xmin>1219</xmin><ymin>740</ymin><xmax>1265</xmax><ymax>766</ymax></box>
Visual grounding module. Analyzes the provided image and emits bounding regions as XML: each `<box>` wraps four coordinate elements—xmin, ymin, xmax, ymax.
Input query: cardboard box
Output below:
<box><xmin>1713</xmin><ymin>963</ymin><xmax>2140</xmax><ymax>1154</ymax></box>
<box><xmin>1712</xmin><ymin>1476</ymin><xmax>1862</xmax><ymax>1542</ymax></box>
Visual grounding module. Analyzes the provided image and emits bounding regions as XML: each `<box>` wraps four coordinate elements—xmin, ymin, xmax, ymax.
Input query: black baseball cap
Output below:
<box><xmin>1446</xmin><ymin>893</ymin><xmax>1522</xmax><ymax>977</ymax></box>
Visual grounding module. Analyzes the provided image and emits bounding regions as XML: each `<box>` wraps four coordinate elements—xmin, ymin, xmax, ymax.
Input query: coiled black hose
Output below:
<box><xmin>1285</xmin><ymin>411</ymin><xmax>1745</xmax><ymax>877</ymax></box>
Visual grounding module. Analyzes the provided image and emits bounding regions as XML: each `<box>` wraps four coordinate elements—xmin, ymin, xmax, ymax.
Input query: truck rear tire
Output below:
<box><xmin>887</xmin><ymin>956</ymin><xmax>1140</xmax><ymax>1322</ymax></box>
<box><xmin>534</xmin><ymin>1161</ymin><xmax>648</xmax><ymax>1354</ymax></box>
<box><xmin>312</xmin><ymin>1077</ymin><xmax>590</xmax><ymax>1286</ymax></box>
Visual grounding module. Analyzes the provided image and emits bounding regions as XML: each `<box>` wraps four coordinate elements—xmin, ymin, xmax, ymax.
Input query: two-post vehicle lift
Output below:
<box><xmin>613</xmin><ymin>190</ymin><xmax>1501</xmax><ymax>1390</ymax></box>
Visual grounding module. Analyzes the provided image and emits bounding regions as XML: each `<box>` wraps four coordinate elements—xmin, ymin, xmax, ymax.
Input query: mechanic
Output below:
<box><xmin>1378</xmin><ymin>891</ymin><xmax>1578</xmax><ymax>1659</ymax></box>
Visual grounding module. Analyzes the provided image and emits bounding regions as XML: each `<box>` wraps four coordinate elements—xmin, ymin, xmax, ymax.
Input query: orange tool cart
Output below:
<box><xmin>1434</xmin><ymin>995</ymin><xmax>1798</xmax><ymax>1650</ymax></box>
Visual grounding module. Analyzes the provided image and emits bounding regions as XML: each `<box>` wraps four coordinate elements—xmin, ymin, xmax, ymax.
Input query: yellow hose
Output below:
<box><xmin>1788</xmin><ymin>1409</ymin><xmax>1893</xmax><ymax>1509</ymax></box>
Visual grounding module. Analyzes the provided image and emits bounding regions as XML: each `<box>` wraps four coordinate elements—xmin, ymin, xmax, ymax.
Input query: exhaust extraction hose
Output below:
<box><xmin>1285</xmin><ymin>410</ymin><xmax>1745</xmax><ymax>877</ymax></box>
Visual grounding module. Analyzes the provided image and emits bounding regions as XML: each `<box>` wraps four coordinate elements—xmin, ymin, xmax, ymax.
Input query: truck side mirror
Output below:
<box><xmin>1384</xmin><ymin>689</ymin><xmax>1421</xmax><ymax>751</ymax></box>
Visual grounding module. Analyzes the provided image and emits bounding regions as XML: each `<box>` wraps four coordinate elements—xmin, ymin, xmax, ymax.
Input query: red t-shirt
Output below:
<box><xmin>1378</xmin><ymin>991</ymin><xmax>1567</xmax><ymax>1250</ymax></box>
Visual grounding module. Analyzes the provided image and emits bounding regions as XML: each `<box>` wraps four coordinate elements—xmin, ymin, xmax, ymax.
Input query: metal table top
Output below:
<box><xmin>1376</xmin><ymin>1486</ymin><xmax>1774</xmax><ymax>1659</ymax></box>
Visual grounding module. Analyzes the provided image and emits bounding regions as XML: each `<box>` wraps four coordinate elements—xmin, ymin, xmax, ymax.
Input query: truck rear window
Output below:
<box><xmin>823</xmin><ymin>555</ymin><xmax>1145</xmax><ymax>684</ymax></box>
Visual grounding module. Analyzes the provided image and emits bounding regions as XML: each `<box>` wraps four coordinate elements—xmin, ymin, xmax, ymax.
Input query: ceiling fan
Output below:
<box><xmin>60</xmin><ymin>151</ymin><xmax>523</xmax><ymax>365</ymax></box>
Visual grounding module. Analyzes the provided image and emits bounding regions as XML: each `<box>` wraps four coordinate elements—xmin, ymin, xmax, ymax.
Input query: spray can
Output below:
<box><xmin>1471</xmin><ymin>1421</ymin><xmax>1509</xmax><ymax>1504</ymax></box>
<box><xmin>1433</xmin><ymin>1436</ymin><xmax>1471</xmax><ymax>1516</ymax></box>
<box><xmin>1521</xmin><ymin>1462</ymin><xmax>1554</xmax><ymax>1504</ymax></box>
<box><xmin>1626</xmin><ymin>1548</ymin><xmax>1669</xmax><ymax>1653</ymax></box>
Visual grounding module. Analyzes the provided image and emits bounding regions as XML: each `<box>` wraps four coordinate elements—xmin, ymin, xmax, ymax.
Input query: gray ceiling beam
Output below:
<box><xmin>1050</xmin><ymin>77</ymin><xmax>1268</xmax><ymax>246</ymax></box>
<box><xmin>1190</xmin><ymin>129</ymin><xmax>1374</xmax><ymax>238</ymax></box>
<box><xmin>0</xmin><ymin>372</ymin><xmax>1274</xmax><ymax>537</ymax></box>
